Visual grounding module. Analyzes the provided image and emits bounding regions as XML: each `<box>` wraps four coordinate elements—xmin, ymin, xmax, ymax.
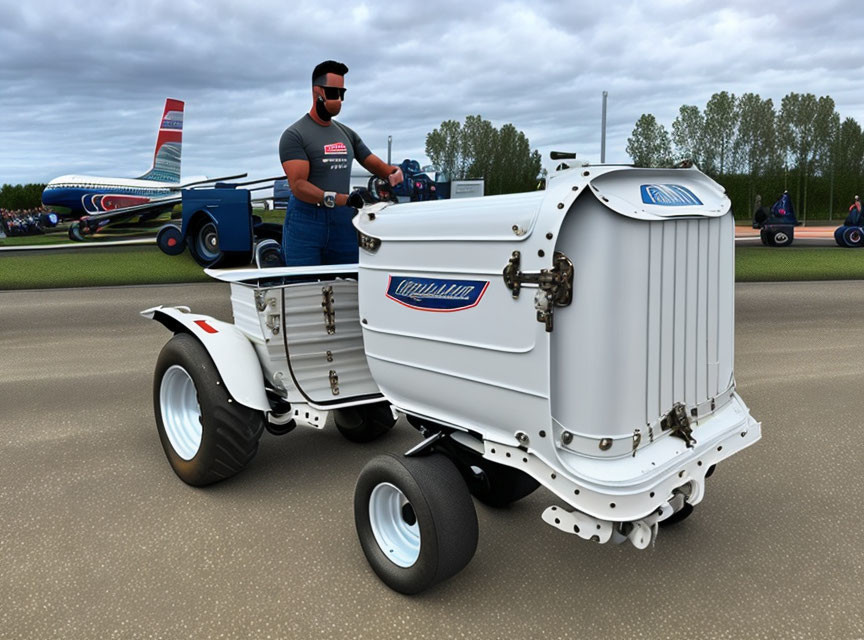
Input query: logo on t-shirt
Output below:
<box><xmin>324</xmin><ymin>142</ymin><xmax>347</xmax><ymax>155</ymax></box>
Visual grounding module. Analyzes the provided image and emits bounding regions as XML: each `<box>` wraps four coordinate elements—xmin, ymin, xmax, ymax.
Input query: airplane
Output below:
<box><xmin>41</xmin><ymin>98</ymin><xmax>244</xmax><ymax>240</ymax></box>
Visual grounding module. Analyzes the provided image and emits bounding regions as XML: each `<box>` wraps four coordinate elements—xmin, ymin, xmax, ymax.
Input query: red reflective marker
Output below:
<box><xmin>193</xmin><ymin>320</ymin><xmax>218</xmax><ymax>334</ymax></box>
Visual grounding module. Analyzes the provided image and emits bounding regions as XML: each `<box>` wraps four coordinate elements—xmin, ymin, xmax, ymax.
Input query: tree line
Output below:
<box><xmin>425</xmin><ymin>115</ymin><xmax>542</xmax><ymax>195</ymax></box>
<box><xmin>626</xmin><ymin>92</ymin><xmax>864</xmax><ymax>220</ymax></box>
<box><xmin>0</xmin><ymin>183</ymin><xmax>46</xmax><ymax>210</ymax></box>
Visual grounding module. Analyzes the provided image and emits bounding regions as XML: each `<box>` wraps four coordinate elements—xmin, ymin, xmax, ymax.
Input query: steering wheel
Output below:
<box><xmin>367</xmin><ymin>176</ymin><xmax>399</xmax><ymax>204</ymax></box>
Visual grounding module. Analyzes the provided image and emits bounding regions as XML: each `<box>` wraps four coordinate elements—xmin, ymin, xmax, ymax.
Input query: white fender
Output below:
<box><xmin>141</xmin><ymin>305</ymin><xmax>271</xmax><ymax>412</ymax></box>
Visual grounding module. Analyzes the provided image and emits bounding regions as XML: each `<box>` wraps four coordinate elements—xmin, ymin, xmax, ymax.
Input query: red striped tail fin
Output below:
<box><xmin>138</xmin><ymin>99</ymin><xmax>184</xmax><ymax>182</ymax></box>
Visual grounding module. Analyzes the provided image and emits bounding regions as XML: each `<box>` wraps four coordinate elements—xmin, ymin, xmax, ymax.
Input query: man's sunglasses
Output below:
<box><xmin>322</xmin><ymin>86</ymin><xmax>346</xmax><ymax>100</ymax></box>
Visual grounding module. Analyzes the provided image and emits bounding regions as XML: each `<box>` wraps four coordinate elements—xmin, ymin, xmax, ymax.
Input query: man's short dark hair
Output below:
<box><xmin>312</xmin><ymin>60</ymin><xmax>349</xmax><ymax>85</ymax></box>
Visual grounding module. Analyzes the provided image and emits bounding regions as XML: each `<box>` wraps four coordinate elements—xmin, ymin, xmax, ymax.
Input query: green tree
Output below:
<box><xmin>703</xmin><ymin>91</ymin><xmax>738</xmax><ymax>176</ymax></box>
<box><xmin>425</xmin><ymin>116</ymin><xmax>542</xmax><ymax>195</ymax></box>
<box><xmin>0</xmin><ymin>184</ymin><xmax>47</xmax><ymax>210</ymax></box>
<box><xmin>491</xmin><ymin>123</ymin><xmax>542</xmax><ymax>194</ymax></box>
<box><xmin>735</xmin><ymin>94</ymin><xmax>776</xmax><ymax>208</ymax></box>
<box><xmin>626</xmin><ymin>114</ymin><xmax>672</xmax><ymax>167</ymax></box>
<box><xmin>425</xmin><ymin>119</ymin><xmax>467</xmax><ymax>181</ymax></box>
<box><xmin>778</xmin><ymin>93</ymin><xmax>837</xmax><ymax>220</ymax></box>
<box><xmin>671</xmin><ymin>105</ymin><xmax>706</xmax><ymax>167</ymax></box>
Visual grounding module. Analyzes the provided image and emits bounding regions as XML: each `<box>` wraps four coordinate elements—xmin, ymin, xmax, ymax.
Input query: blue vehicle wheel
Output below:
<box><xmin>188</xmin><ymin>220</ymin><xmax>222</xmax><ymax>267</ymax></box>
<box><xmin>843</xmin><ymin>226</ymin><xmax>864</xmax><ymax>247</ymax></box>
<box><xmin>157</xmin><ymin>224</ymin><xmax>186</xmax><ymax>256</ymax></box>
<box><xmin>835</xmin><ymin>226</ymin><xmax>848</xmax><ymax>247</ymax></box>
<box><xmin>772</xmin><ymin>228</ymin><xmax>793</xmax><ymax>247</ymax></box>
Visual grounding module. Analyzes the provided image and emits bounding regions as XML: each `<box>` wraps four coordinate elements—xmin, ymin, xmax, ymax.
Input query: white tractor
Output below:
<box><xmin>143</xmin><ymin>163</ymin><xmax>760</xmax><ymax>594</ymax></box>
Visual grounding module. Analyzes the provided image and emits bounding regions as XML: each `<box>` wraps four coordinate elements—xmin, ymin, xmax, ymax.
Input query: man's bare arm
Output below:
<box><xmin>282</xmin><ymin>159</ymin><xmax>350</xmax><ymax>206</ymax></box>
<box><xmin>360</xmin><ymin>154</ymin><xmax>404</xmax><ymax>186</ymax></box>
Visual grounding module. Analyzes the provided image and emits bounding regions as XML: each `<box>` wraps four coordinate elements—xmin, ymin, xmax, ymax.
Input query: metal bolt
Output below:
<box><xmin>512</xmin><ymin>224</ymin><xmax>519</xmax><ymax>232</ymax></box>
<box><xmin>561</xmin><ymin>431</ymin><xmax>573</xmax><ymax>445</ymax></box>
<box><xmin>557</xmin><ymin>203</ymin><xmax>564</xmax><ymax>209</ymax></box>
<box><xmin>572</xmin><ymin>186</ymin><xmax>579</xmax><ymax>191</ymax></box>
<box><xmin>599</xmin><ymin>438</ymin><xmax>613</xmax><ymax>451</ymax></box>
<box><xmin>546</xmin><ymin>232</ymin><xmax>553</xmax><ymax>240</ymax></box>
<box><xmin>515</xmin><ymin>431</ymin><xmax>530</xmax><ymax>447</ymax></box>
<box><xmin>538</xmin><ymin>249</ymin><xmax>545</xmax><ymax>257</ymax></box>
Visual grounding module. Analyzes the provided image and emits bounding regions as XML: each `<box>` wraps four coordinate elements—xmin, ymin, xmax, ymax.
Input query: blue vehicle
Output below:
<box><xmin>834</xmin><ymin>201</ymin><xmax>864</xmax><ymax>247</ymax></box>
<box><xmin>392</xmin><ymin>159</ymin><xmax>440</xmax><ymax>202</ymax></box>
<box><xmin>156</xmin><ymin>177</ymin><xmax>283</xmax><ymax>268</ymax></box>
<box><xmin>753</xmin><ymin>192</ymin><xmax>799</xmax><ymax>246</ymax></box>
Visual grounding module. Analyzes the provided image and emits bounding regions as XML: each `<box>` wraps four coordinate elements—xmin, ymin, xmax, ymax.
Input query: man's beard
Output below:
<box><xmin>316</xmin><ymin>97</ymin><xmax>333</xmax><ymax>122</ymax></box>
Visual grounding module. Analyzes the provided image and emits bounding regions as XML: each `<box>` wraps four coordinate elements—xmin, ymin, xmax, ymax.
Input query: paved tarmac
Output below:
<box><xmin>1</xmin><ymin>282</ymin><xmax>862</xmax><ymax>639</ymax></box>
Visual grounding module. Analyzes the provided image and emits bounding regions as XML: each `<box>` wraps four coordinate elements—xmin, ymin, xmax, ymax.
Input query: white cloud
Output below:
<box><xmin>1</xmin><ymin>0</ymin><xmax>864</xmax><ymax>183</ymax></box>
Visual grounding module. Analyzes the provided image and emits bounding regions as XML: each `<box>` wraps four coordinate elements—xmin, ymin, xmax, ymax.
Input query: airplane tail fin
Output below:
<box><xmin>138</xmin><ymin>98</ymin><xmax>184</xmax><ymax>183</ymax></box>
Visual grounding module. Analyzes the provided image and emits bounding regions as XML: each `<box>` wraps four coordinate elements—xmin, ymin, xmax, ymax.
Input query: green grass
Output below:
<box><xmin>2</xmin><ymin>240</ymin><xmax>864</xmax><ymax>291</ymax></box>
<box><xmin>0</xmin><ymin>246</ymin><xmax>209</xmax><ymax>290</ymax></box>
<box><xmin>736</xmin><ymin>246</ymin><xmax>864</xmax><ymax>281</ymax></box>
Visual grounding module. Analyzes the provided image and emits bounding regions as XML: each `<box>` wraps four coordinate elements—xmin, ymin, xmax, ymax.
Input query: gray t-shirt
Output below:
<box><xmin>279</xmin><ymin>114</ymin><xmax>372</xmax><ymax>193</ymax></box>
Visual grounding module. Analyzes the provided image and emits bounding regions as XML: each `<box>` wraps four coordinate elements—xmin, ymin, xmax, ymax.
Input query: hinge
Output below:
<box><xmin>502</xmin><ymin>250</ymin><xmax>574</xmax><ymax>332</ymax></box>
<box><xmin>329</xmin><ymin>370</ymin><xmax>340</xmax><ymax>395</ymax></box>
<box><xmin>660</xmin><ymin>403</ymin><xmax>696</xmax><ymax>448</ymax></box>
<box><xmin>321</xmin><ymin>286</ymin><xmax>335</xmax><ymax>335</ymax></box>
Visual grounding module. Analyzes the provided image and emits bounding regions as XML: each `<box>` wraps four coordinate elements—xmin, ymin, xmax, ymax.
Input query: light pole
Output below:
<box><xmin>387</xmin><ymin>135</ymin><xmax>392</xmax><ymax>165</ymax></box>
<box><xmin>601</xmin><ymin>91</ymin><xmax>608</xmax><ymax>164</ymax></box>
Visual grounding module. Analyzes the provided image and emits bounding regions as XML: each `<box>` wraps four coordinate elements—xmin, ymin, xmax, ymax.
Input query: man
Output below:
<box><xmin>279</xmin><ymin>60</ymin><xmax>403</xmax><ymax>266</ymax></box>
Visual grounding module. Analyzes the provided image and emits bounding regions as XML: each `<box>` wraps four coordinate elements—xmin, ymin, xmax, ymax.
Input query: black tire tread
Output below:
<box><xmin>354</xmin><ymin>453</ymin><xmax>478</xmax><ymax>594</ymax></box>
<box><xmin>154</xmin><ymin>333</ymin><xmax>265</xmax><ymax>486</ymax></box>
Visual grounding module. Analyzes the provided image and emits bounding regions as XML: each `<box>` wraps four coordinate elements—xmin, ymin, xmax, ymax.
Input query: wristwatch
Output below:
<box><xmin>322</xmin><ymin>191</ymin><xmax>336</xmax><ymax>208</ymax></box>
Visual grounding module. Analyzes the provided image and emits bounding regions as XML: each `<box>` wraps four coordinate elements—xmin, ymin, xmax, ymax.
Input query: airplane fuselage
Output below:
<box><xmin>41</xmin><ymin>175</ymin><xmax>178</xmax><ymax>218</ymax></box>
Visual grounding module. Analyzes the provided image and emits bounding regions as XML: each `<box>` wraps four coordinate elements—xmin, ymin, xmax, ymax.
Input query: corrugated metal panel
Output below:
<box><xmin>552</xmin><ymin>201</ymin><xmax>734</xmax><ymax>456</ymax></box>
<box><xmin>281</xmin><ymin>281</ymin><xmax>381</xmax><ymax>403</ymax></box>
<box><xmin>644</xmin><ymin>215</ymin><xmax>731</xmax><ymax>427</ymax></box>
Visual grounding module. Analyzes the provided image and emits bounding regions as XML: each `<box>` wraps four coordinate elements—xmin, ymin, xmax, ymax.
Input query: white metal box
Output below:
<box><xmin>354</xmin><ymin>165</ymin><xmax>756</xmax><ymax>513</ymax></box>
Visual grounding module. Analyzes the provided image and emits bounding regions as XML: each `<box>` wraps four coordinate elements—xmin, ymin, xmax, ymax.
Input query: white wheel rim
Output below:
<box><xmin>160</xmin><ymin>365</ymin><xmax>203</xmax><ymax>460</ymax></box>
<box><xmin>369</xmin><ymin>482</ymin><xmax>421</xmax><ymax>568</ymax></box>
<box><xmin>775</xmin><ymin>232</ymin><xmax>788</xmax><ymax>243</ymax></box>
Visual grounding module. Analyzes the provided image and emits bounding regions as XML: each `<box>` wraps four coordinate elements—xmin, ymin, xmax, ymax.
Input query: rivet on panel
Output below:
<box><xmin>599</xmin><ymin>438</ymin><xmax>612</xmax><ymax>451</ymax></box>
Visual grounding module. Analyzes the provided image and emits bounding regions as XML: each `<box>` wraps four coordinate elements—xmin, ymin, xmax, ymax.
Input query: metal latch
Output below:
<box><xmin>502</xmin><ymin>250</ymin><xmax>574</xmax><ymax>332</ymax></box>
<box><xmin>660</xmin><ymin>403</ymin><xmax>696</xmax><ymax>448</ymax></box>
<box><xmin>255</xmin><ymin>289</ymin><xmax>276</xmax><ymax>312</ymax></box>
<box><xmin>265</xmin><ymin>314</ymin><xmax>280</xmax><ymax>335</ymax></box>
<box><xmin>321</xmin><ymin>286</ymin><xmax>335</xmax><ymax>335</ymax></box>
<box><xmin>329</xmin><ymin>370</ymin><xmax>340</xmax><ymax>395</ymax></box>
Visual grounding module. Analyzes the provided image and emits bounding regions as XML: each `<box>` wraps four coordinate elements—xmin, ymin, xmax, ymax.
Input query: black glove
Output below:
<box><xmin>347</xmin><ymin>188</ymin><xmax>372</xmax><ymax>209</ymax></box>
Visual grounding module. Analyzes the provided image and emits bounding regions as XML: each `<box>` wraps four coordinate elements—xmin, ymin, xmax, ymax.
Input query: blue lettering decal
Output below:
<box><xmin>640</xmin><ymin>184</ymin><xmax>702</xmax><ymax>206</ymax></box>
<box><xmin>386</xmin><ymin>276</ymin><xmax>489</xmax><ymax>312</ymax></box>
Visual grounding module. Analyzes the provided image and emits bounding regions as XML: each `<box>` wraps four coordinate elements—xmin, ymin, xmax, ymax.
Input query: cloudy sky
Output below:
<box><xmin>1</xmin><ymin>0</ymin><xmax>862</xmax><ymax>185</ymax></box>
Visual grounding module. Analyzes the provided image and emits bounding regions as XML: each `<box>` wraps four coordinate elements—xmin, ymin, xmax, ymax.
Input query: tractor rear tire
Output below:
<box><xmin>154</xmin><ymin>333</ymin><xmax>265</xmax><ymax>486</ymax></box>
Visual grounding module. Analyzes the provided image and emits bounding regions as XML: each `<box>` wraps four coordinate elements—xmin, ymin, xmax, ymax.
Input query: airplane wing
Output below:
<box><xmin>69</xmin><ymin>195</ymin><xmax>182</xmax><ymax>241</ymax></box>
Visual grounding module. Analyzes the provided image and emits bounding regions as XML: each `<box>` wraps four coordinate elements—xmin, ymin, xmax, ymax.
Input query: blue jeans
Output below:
<box><xmin>281</xmin><ymin>196</ymin><xmax>359</xmax><ymax>266</ymax></box>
